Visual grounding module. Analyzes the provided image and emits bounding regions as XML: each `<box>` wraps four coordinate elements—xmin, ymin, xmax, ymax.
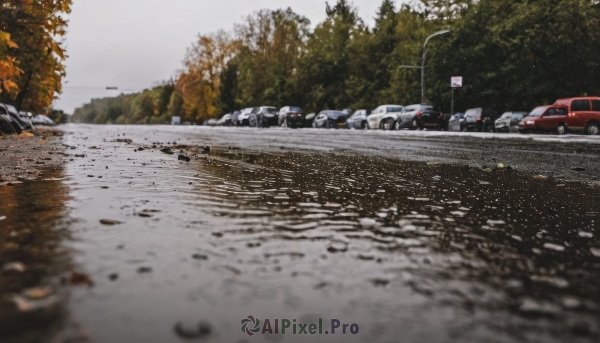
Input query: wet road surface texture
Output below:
<box><xmin>1</xmin><ymin>125</ymin><xmax>599</xmax><ymax>343</ymax></box>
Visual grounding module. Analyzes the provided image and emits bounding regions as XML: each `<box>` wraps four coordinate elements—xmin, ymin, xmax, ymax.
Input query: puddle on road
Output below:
<box><xmin>193</xmin><ymin>149</ymin><xmax>600</xmax><ymax>341</ymax></box>
<box><xmin>0</xmin><ymin>168</ymin><xmax>76</xmax><ymax>342</ymax></box>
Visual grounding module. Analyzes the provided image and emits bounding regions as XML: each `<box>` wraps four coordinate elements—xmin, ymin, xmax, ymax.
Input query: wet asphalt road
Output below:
<box><xmin>1</xmin><ymin>124</ymin><xmax>600</xmax><ymax>343</ymax></box>
<box><xmin>151</xmin><ymin>125</ymin><xmax>600</xmax><ymax>185</ymax></box>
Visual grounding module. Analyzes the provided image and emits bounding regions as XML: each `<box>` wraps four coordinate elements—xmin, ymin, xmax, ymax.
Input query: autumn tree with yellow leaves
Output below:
<box><xmin>0</xmin><ymin>0</ymin><xmax>71</xmax><ymax>113</ymax></box>
<box><xmin>176</xmin><ymin>30</ymin><xmax>240</xmax><ymax>122</ymax></box>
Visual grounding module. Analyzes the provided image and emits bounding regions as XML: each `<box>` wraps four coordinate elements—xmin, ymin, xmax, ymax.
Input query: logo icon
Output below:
<box><xmin>241</xmin><ymin>316</ymin><xmax>261</xmax><ymax>336</ymax></box>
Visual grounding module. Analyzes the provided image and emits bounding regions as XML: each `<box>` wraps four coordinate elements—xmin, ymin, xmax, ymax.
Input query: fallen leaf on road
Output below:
<box><xmin>100</xmin><ymin>219</ymin><xmax>122</xmax><ymax>225</ymax></box>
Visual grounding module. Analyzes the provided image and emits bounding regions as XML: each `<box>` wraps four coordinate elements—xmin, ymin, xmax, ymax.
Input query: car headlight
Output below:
<box><xmin>526</xmin><ymin>121</ymin><xmax>535</xmax><ymax>125</ymax></box>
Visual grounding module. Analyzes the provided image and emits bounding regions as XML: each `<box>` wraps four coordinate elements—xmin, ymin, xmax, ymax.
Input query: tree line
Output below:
<box><xmin>0</xmin><ymin>0</ymin><xmax>71</xmax><ymax>114</ymax></box>
<box><xmin>72</xmin><ymin>0</ymin><xmax>600</xmax><ymax>124</ymax></box>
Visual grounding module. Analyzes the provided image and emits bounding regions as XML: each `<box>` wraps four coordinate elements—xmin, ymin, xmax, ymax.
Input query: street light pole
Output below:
<box><xmin>421</xmin><ymin>30</ymin><xmax>450</xmax><ymax>104</ymax></box>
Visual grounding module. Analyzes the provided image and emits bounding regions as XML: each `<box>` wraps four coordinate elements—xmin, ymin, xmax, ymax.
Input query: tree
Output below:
<box><xmin>0</xmin><ymin>32</ymin><xmax>21</xmax><ymax>96</ymax></box>
<box><xmin>296</xmin><ymin>0</ymin><xmax>364</xmax><ymax>111</ymax></box>
<box><xmin>0</xmin><ymin>0</ymin><xmax>72</xmax><ymax>113</ymax></box>
<box><xmin>233</xmin><ymin>8</ymin><xmax>310</xmax><ymax>108</ymax></box>
<box><xmin>177</xmin><ymin>30</ymin><xmax>240</xmax><ymax>121</ymax></box>
<box><xmin>429</xmin><ymin>0</ymin><xmax>600</xmax><ymax>113</ymax></box>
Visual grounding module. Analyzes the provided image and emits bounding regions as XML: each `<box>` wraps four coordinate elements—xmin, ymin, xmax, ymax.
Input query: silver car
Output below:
<box><xmin>494</xmin><ymin>111</ymin><xmax>526</xmax><ymax>132</ymax></box>
<box><xmin>447</xmin><ymin>112</ymin><xmax>465</xmax><ymax>131</ymax></box>
<box><xmin>345</xmin><ymin>110</ymin><xmax>368</xmax><ymax>129</ymax></box>
<box><xmin>366</xmin><ymin>105</ymin><xmax>403</xmax><ymax>129</ymax></box>
<box><xmin>236</xmin><ymin>107</ymin><xmax>256</xmax><ymax>126</ymax></box>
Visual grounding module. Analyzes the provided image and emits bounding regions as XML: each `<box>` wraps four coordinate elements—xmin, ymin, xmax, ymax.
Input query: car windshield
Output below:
<box><xmin>465</xmin><ymin>108</ymin><xmax>482</xmax><ymax>116</ymax></box>
<box><xmin>500</xmin><ymin>113</ymin><xmax>511</xmax><ymax>119</ymax></box>
<box><xmin>527</xmin><ymin>106</ymin><xmax>547</xmax><ymax>117</ymax></box>
<box><xmin>386</xmin><ymin>107</ymin><xmax>403</xmax><ymax>113</ymax></box>
<box><xmin>289</xmin><ymin>106</ymin><xmax>303</xmax><ymax>113</ymax></box>
<box><xmin>263</xmin><ymin>107</ymin><xmax>277</xmax><ymax>114</ymax></box>
<box><xmin>421</xmin><ymin>106</ymin><xmax>435</xmax><ymax>111</ymax></box>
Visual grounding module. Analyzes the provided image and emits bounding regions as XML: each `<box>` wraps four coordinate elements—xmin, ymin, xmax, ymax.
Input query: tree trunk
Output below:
<box><xmin>14</xmin><ymin>70</ymin><xmax>33</xmax><ymax>112</ymax></box>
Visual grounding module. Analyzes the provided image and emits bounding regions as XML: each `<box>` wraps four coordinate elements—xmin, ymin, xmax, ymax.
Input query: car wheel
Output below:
<box><xmin>585</xmin><ymin>122</ymin><xmax>599</xmax><ymax>135</ymax></box>
<box><xmin>282</xmin><ymin>118</ymin><xmax>288</xmax><ymax>128</ymax></box>
<box><xmin>556</xmin><ymin>125</ymin><xmax>566</xmax><ymax>135</ymax></box>
<box><xmin>394</xmin><ymin>121</ymin><xmax>401</xmax><ymax>130</ymax></box>
<box><xmin>381</xmin><ymin>118</ymin><xmax>393</xmax><ymax>130</ymax></box>
<box><xmin>361</xmin><ymin>121</ymin><xmax>366</xmax><ymax>129</ymax></box>
<box><xmin>410</xmin><ymin>119</ymin><xmax>418</xmax><ymax>130</ymax></box>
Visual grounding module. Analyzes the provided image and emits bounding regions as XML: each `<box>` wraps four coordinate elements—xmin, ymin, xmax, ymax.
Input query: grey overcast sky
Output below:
<box><xmin>54</xmin><ymin>0</ymin><xmax>408</xmax><ymax>114</ymax></box>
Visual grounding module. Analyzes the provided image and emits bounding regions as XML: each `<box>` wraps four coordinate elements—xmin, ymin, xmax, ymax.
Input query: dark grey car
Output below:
<box><xmin>0</xmin><ymin>103</ymin><xmax>22</xmax><ymax>134</ymax></box>
<box><xmin>278</xmin><ymin>106</ymin><xmax>304</xmax><ymax>128</ymax></box>
<box><xmin>463</xmin><ymin>108</ymin><xmax>498</xmax><ymax>132</ymax></box>
<box><xmin>249</xmin><ymin>106</ymin><xmax>278</xmax><ymax>128</ymax></box>
<box><xmin>344</xmin><ymin>109</ymin><xmax>368</xmax><ymax>129</ymax></box>
<box><xmin>312</xmin><ymin>110</ymin><xmax>348</xmax><ymax>128</ymax></box>
<box><xmin>394</xmin><ymin>104</ymin><xmax>442</xmax><ymax>130</ymax></box>
<box><xmin>5</xmin><ymin>104</ymin><xmax>32</xmax><ymax>130</ymax></box>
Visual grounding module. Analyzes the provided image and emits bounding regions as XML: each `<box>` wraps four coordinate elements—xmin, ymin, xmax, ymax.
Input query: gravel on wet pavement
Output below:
<box><xmin>1</xmin><ymin>124</ymin><xmax>599</xmax><ymax>343</ymax></box>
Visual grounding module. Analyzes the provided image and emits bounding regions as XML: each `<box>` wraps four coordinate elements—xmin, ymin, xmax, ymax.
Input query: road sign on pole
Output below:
<box><xmin>451</xmin><ymin>76</ymin><xmax>463</xmax><ymax>88</ymax></box>
<box><xmin>450</xmin><ymin>77</ymin><xmax>462</xmax><ymax>116</ymax></box>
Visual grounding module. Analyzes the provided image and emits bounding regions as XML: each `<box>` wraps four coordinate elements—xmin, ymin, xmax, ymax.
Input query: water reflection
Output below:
<box><xmin>0</xmin><ymin>168</ymin><xmax>72</xmax><ymax>341</ymax></box>
<box><xmin>195</xmin><ymin>149</ymin><xmax>599</xmax><ymax>338</ymax></box>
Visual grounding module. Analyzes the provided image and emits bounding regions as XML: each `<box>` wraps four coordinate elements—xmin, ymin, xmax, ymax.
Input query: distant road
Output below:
<box><xmin>69</xmin><ymin>124</ymin><xmax>600</xmax><ymax>185</ymax></box>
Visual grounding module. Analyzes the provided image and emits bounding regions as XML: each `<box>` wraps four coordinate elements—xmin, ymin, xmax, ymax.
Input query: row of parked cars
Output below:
<box><xmin>0</xmin><ymin>103</ymin><xmax>57</xmax><ymax>135</ymax></box>
<box><xmin>209</xmin><ymin>96</ymin><xmax>600</xmax><ymax>135</ymax></box>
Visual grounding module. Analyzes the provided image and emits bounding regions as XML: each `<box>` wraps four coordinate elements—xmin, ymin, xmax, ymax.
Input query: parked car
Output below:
<box><xmin>518</xmin><ymin>106</ymin><xmax>568</xmax><ymax>134</ymax></box>
<box><xmin>304</xmin><ymin>113</ymin><xmax>317</xmax><ymax>127</ymax></box>
<box><xmin>366</xmin><ymin>105</ymin><xmax>403</xmax><ymax>129</ymax></box>
<box><xmin>0</xmin><ymin>104</ymin><xmax>18</xmax><ymax>134</ymax></box>
<box><xmin>345</xmin><ymin>109</ymin><xmax>369</xmax><ymax>129</ymax></box>
<box><xmin>494</xmin><ymin>111</ymin><xmax>527</xmax><ymax>132</ymax></box>
<box><xmin>230</xmin><ymin>111</ymin><xmax>241</xmax><ymax>126</ymax></box>
<box><xmin>6</xmin><ymin>104</ymin><xmax>33</xmax><ymax>130</ymax></box>
<box><xmin>558</xmin><ymin>97</ymin><xmax>600</xmax><ymax>135</ymax></box>
<box><xmin>0</xmin><ymin>103</ymin><xmax>22</xmax><ymax>133</ymax></box>
<box><xmin>207</xmin><ymin>113</ymin><xmax>233</xmax><ymax>126</ymax></box>
<box><xmin>249</xmin><ymin>106</ymin><xmax>278</xmax><ymax>127</ymax></box>
<box><xmin>30</xmin><ymin>114</ymin><xmax>57</xmax><ymax>126</ymax></box>
<box><xmin>236</xmin><ymin>107</ymin><xmax>256</xmax><ymax>126</ymax></box>
<box><xmin>441</xmin><ymin>113</ymin><xmax>453</xmax><ymax>131</ymax></box>
<box><xmin>447</xmin><ymin>112</ymin><xmax>465</xmax><ymax>131</ymax></box>
<box><xmin>393</xmin><ymin>104</ymin><xmax>443</xmax><ymax>130</ymax></box>
<box><xmin>0</xmin><ymin>114</ymin><xmax>17</xmax><ymax>135</ymax></box>
<box><xmin>463</xmin><ymin>108</ymin><xmax>498</xmax><ymax>132</ymax></box>
<box><xmin>278</xmin><ymin>106</ymin><xmax>304</xmax><ymax>128</ymax></box>
<box><xmin>312</xmin><ymin>110</ymin><xmax>348</xmax><ymax>128</ymax></box>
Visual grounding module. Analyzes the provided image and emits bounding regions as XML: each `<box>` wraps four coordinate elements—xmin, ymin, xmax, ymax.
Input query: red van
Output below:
<box><xmin>556</xmin><ymin>97</ymin><xmax>600</xmax><ymax>135</ymax></box>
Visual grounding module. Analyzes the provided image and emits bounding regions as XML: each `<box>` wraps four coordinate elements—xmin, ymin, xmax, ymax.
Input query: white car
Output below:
<box><xmin>366</xmin><ymin>104</ymin><xmax>403</xmax><ymax>129</ymax></box>
<box><xmin>236</xmin><ymin>107</ymin><xmax>256</xmax><ymax>126</ymax></box>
